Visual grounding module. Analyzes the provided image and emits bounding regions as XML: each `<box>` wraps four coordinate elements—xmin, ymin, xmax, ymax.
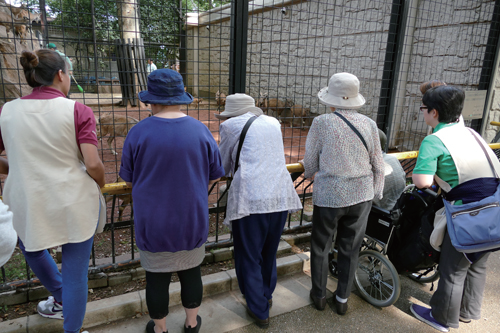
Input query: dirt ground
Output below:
<box><xmin>95</xmin><ymin>102</ymin><xmax>310</xmax><ymax>187</ymax></box>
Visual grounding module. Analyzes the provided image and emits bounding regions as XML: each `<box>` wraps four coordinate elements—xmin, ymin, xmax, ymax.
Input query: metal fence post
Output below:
<box><xmin>475</xmin><ymin>0</ymin><xmax>500</xmax><ymax>135</ymax></box>
<box><xmin>376</xmin><ymin>0</ymin><xmax>405</xmax><ymax>143</ymax></box>
<box><xmin>38</xmin><ymin>0</ymin><xmax>49</xmax><ymax>44</ymax></box>
<box><xmin>229</xmin><ymin>0</ymin><xmax>249</xmax><ymax>94</ymax></box>
<box><xmin>377</xmin><ymin>0</ymin><xmax>419</xmax><ymax>152</ymax></box>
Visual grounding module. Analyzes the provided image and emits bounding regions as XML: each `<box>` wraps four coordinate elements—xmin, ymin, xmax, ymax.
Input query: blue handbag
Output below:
<box><xmin>444</xmin><ymin>131</ymin><xmax>500</xmax><ymax>253</ymax></box>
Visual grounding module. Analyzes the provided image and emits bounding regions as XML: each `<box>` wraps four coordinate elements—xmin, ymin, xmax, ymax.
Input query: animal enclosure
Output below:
<box><xmin>0</xmin><ymin>0</ymin><xmax>499</xmax><ymax>290</ymax></box>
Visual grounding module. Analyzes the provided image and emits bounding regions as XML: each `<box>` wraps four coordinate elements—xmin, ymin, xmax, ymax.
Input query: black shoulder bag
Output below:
<box><xmin>233</xmin><ymin>116</ymin><xmax>259</xmax><ymax>175</ymax></box>
<box><xmin>332</xmin><ymin>112</ymin><xmax>368</xmax><ymax>151</ymax></box>
<box><xmin>220</xmin><ymin>116</ymin><xmax>259</xmax><ymax>216</ymax></box>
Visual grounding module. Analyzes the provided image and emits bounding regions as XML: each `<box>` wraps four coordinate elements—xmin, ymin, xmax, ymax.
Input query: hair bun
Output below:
<box><xmin>20</xmin><ymin>51</ymin><xmax>39</xmax><ymax>71</ymax></box>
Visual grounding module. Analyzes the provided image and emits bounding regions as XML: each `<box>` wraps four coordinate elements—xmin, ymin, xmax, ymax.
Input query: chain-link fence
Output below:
<box><xmin>0</xmin><ymin>0</ymin><xmax>499</xmax><ymax>294</ymax></box>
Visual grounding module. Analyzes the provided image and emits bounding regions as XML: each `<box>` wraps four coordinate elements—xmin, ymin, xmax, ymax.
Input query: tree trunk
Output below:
<box><xmin>117</xmin><ymin>0</ymin><xmax>141</xmax><ymax>40</ymax></box>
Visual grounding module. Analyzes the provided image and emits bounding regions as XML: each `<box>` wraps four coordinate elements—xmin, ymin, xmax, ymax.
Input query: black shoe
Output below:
<box><xmin>184</xmin><ymin>315</ymin><xmax>202</xmax><ymax>333</ymax></box>
<box><xmin>246</xmin><ymin>307</ymin><xmax>269</xmax><ymax>329</ymax></box>
<box><xmin>309</xmin><ymin>290</ymin><xmax>326</xmax><ymax>311</ymax></box>
<box><xmin>146</xmin><ymin>320</ymin><xmax>168</xmax><ymax>333</ymax></box>
<box><xmin>334</xmin><ymin>295</ymin><xmax>348</xmax><ymax>315</ymax></box>
<box><xmin>459</xmin><ymin>316</ymin><xmax>471</xmax><ymax>323</ymax></box>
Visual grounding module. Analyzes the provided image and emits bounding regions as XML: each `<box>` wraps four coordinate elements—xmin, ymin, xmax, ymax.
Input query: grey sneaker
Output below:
<box><xmin>37</xmin><ymin>296</ymin><xmax>63</xmax><ymax>319</ymax></box>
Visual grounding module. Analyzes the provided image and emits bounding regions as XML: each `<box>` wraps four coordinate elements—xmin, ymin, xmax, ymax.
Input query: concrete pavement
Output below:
<box><xmin>88</xmin><ymin>251</ymin><xmax>500</xmax><ymax>333</ymax></box>
<box><xmin>2</xmin><ymin>250</ymin><xmax>500</xmax><ymax>332</ymax></box>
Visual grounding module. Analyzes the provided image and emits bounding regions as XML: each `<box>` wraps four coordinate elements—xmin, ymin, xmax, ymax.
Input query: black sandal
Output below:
<box><xmin>146</xmin><ymin>319</ymin><xmax>168</xmax><ymax>333</ymax></box>
<box><xmin>184</xmin><ymin>315</ymin><xmax>202</xmax><ymax>333</ymax></box>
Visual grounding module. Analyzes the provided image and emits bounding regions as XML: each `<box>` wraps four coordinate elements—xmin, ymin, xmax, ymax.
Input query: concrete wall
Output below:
<box><xmin>392</xmin><ymin>0</ymin><xmax>496</xmax><ymax>150</ymax></box>
<box><xmin>485</xmin><ymin>58</ymin><xmax>500</xmax><ymax>143</ymax></box>
<box><xmin>186</xmin><ymin>0</ymin><xmax>497</xmax><ymax>150</ymax></box>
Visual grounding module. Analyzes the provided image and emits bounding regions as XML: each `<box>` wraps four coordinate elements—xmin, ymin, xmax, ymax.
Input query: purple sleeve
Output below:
<box><xmin>74</xmin><ymin>102</ymin><xmax>98</xmax><ymax>146</ymax></box>
<box><xmin>119</xmin><ymin>134</ymin><xmax>134</xmax><ymax>183</ymax></box>
<box><xmin>209</xmin><ymin>137</ymin><xmax>225</xmax><ymax>180</ymax></box>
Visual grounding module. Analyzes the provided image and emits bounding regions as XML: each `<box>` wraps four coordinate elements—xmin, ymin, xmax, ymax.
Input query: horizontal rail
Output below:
<box><xmin>490</xmin><ymin>121</ymin><xmax>500</xmax><ymax>127</ymax></box>
<box><xmin>101</xmin><ymin>143</ymin><xmax>500</xmax><ymax>195</ymax></box>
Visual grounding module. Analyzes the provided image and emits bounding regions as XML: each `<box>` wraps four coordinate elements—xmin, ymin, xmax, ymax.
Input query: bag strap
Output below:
<box><xmin>234</xmin><ymin>116</ymin><xmax>259</xmax><ymax>175</ymax></box>
<box><xmin>468</xmin><ymin>128</ymin><xmax>499</xmax><ymax>179</ymax></box>
<box><xmin>333</xmin><ymin>112</ymin><xmax>368</xmax><ymax>151</ymax></box>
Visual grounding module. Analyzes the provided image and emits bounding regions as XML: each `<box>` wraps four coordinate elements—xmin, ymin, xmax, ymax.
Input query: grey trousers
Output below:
<box><xmin>430</xmin><ymin>231</ymin><xmax>490</xmax><ymax>328</ymax></box>
<box><xmin>310</xmin><ymin>201</ymin><xmax>372</xmax><ymax>299</ymax></box>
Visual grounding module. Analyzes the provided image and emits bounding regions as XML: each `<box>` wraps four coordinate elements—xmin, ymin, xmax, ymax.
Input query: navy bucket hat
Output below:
<box><xmin>138</xmin><ymin>69</ymin><xmax>193</xmax><ymax>105</ymax></box>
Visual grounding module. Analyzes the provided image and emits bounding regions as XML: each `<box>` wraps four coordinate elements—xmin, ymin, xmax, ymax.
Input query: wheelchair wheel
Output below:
<box><xmin>408</xmin><ymin>265</ymin><xmax>439</xmax><ymax>283</ymax></box>
<box><xmin>328</xmin><ymin>251</ymin><xmax>339</xmax><ymax>278</ymax></box>
<box><xmin>354</xmin><ymin>250</ymin><xmax>401</xmax><ymax>307</ymax></box>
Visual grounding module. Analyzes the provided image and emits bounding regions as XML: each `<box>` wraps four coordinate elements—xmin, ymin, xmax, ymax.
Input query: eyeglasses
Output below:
<box><xmin>419</xmin><ymin>105</ymin><xmax>428</xmax><ymax>112</ymax></box>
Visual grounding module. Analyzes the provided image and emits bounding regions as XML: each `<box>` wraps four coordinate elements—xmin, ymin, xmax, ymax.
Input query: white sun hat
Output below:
<box><xmin>215</xmin><ymin>93</ymin><xmax>263</xmax><ymax>120</ymax></box>
<box><xmin>317</xmin><ymin>72</ymin><xmax>366</xmax><ymax>109</ymax></box>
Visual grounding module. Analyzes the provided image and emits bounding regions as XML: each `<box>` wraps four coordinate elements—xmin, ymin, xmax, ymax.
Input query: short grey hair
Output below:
<box><xmin>378</xmin><ymin>129</ymin><xmax>387</xmax><ymax>151</ymax></box>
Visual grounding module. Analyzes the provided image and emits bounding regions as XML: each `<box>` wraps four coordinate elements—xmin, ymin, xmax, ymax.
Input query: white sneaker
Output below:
<box><xmin>37</xmin><ymin>296</ymin><xmax>63</xmax><ymax>319</ymax></box>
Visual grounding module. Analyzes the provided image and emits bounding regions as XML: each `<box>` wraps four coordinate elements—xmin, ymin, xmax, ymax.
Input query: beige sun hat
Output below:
<box><xmin>214</xmin><ymin>93</ymin><xmax>263</xmax><ymax>120</ymax></box>
<box><xmin>317</xmin><ymin>72</ymin><xmax>366</xmax><ymax>109</ymax></box>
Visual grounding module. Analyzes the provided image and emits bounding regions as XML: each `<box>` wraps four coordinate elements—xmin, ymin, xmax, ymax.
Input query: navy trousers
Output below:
<box><xmin>232</xmin><ymin>211</ymin><xmax>288</xmax><ymax>320</ymax></box>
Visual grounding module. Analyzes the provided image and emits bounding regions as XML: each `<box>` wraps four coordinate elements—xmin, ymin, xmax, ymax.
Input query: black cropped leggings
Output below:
<box><xmin>146</xmin><ymin>265</ymin><xmax>203</xmax><ymax>320</ymax></box>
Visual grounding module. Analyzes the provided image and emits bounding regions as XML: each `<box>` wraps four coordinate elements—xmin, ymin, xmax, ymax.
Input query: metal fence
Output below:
<box><xmin>0</xmin><ymin>0</ymin><xmax>500</xmax><ymax>293</ymax></box>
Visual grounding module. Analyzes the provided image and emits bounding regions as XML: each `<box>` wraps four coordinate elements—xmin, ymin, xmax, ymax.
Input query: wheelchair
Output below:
<box><xmin>328</xmin><ymin>185</ymin><xmax>440</xmax><ymax>307</ymax></box>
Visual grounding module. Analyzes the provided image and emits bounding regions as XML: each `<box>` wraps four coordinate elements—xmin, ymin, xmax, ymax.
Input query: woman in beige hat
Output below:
<box><xmin>302</xmin><ymin>72</ymin><xmax>384</xmax><ymax>315</ymax></box>
<box><xmin>218</xmin><ymin>93</ymin><xmax>302</xmax><ymax>328</ymax></box>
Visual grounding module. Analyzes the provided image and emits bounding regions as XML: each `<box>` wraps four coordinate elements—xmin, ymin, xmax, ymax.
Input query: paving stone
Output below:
<box><xmin>202</xmin><ymin>252</ymin><xmax>214</xmax><ymax>264</ymax></box>
<box><xmin>108</xmin><ymin>273</ymin><xmax>132</xmax><ymax>287</ymax></box>
<box><xmin>302</xmin><ymin>210</ymin><xmax>313</xmax><ymax>222</ymax></box>
<box><xmin>88</xmin><ymin>272</ymin><xmax>108</xmax><ymax>289</ymax></box>
<box><xmin>81</xmin><ymin>291</ymin><xmax>142</xmax><ymax>329</ymax></box>
<box><xmin>202</xmin><ymin>271</ymin><xmax>231</xmax><ymax>298</ymax></box>
<box><xmin>0</xmin><ymin>290</ymin><xmax>27</xmax><ymax>306</ymax></box>
<box><xmin>212</xmin><ymin>248</ymin><xmax>233</xmax><ymax>262</ymax></box>
<box><xmin>130</xmin><ymin>267</ymin><xmax>146</xmax><ymax>280</ymax></box>
<box><xmin>276</xmin><ymin>255</ymin><xmax>303</xmax><ymax>276</ymax></box>
<box><xmin>28</xmin><ymin>286</ymin><xmax>51</xmax><ymax>302</ymax></box>
<box><xmin>276</xmin><ymin>240</ymin><xmax>292</xmax><ymax>256</ymax></box>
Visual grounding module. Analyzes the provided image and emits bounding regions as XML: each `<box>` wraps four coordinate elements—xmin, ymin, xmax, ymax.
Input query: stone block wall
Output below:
<box><xmin>393</xmin><ymin>0</ymin><xmax>496</xmax><ymax>150</ymax></box>
<box><xmin>186</xmin><ymin>0</ymin><xmax>497</xmax><ymax>150</ymax></box>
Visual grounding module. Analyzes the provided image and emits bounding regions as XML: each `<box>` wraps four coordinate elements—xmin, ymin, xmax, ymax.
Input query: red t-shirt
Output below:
<box><xmin>0</xmin><ymin>86</ymin><xmax>98</xmax><ymax>151</ymax></box>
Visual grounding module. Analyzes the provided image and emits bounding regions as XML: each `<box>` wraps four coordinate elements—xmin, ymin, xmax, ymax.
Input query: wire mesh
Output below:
<box><xmin>0</xmin><ymin>0</ymin><xmax>498</xmax><ymax>294</ymax></box>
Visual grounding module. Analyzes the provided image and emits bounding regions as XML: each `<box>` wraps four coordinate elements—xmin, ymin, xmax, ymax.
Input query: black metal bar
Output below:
<box><xmin>179</xmin><ymin>0</ymin><xmax>187</xmax><ymax>83</ymax></box>
<box><xmin>39</xmin><ymin>0</ymin><xmax>49</xmax><ymax>44</ymax></box>
<box><xmin>110</xmin><ymin>194</ymin><xmax>116</xmax><ymax>264</ymax></box>
<box><xmin>375</xmin><ymin>0</ymin><xmax>405</xmax><ymax>146</ymax></box>
<box><xmin>130</xmin><ymin>203</ymin><xmax>135</xmax><ymax>260</ymax></box>
<box><xmin>229</xmin><ymin>0</ymin><xmax>249</xmax><ymax>94</ymax></box>
<box><xmin>90</xmin><ymin>0</ymin><xmax>100</xmax><ymax>100</ymax></box>
<box><xmin>472</xmin><ymin>0</ymin><xmax>500</xmax><ymax>133</ymax></box>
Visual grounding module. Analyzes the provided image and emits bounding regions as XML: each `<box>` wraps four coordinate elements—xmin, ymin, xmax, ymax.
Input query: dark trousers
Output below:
<box><xmin>232</xmin><ymin>211</ymin><xmax>288</xmax><ymax>320</ymax></box>
<box><xmin>146</xmin><ymin>265</ymin><xmax>203</xmax><ymax>319</ymax></box>
<box><xmin>310</xmin><ymin>201</ymin><xmax>372</xmax><ymax>299</ymax></box>
<box><xmin>430</xmin><ymin>232</ymin><xmax>490</xmax><ymax>328</ymax></box>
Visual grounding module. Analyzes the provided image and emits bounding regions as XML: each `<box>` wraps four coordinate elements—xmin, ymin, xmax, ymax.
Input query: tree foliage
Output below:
<box><xmin>16</xmin><ymin>0</ymin><xmax>231</xmax><ymax>70</ymax></box>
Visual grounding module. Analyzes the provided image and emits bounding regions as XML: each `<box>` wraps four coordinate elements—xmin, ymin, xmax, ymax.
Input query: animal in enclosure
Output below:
<box><xmin>281</xmin><ymin>104</ymin><xmax>311</xmax><ymax>130</ymax></box>
<box><xmin>14</xmin><ymin>23</ymin><xmax>27</xmax><ymax>44</ymax></box>
<box><xmin>190</xmin><ymin>97</ymin><xmax>203</xmax><ymax>108</ymax></box>
<box><xmin>258</xmin><ymin>92</ymin><xmax>294</xmax><ymax>118</ymax></box>
<box><xmin>0</xmin><ymin>11</ymin><xmax>29</xmax><ymax>43</ymax></box>
<box><xmin>106</xmin><ymin>177</ymin><xmax>132</xmax><ymax>222</ymax></box>
<box><xmin>96</xmin><ymin>113</ymin><xmax>140</xmax><ymax>155</ymax></box>
<box><xmin>215</xmin><ymin>90</ymin><xmax>226</xmax><ymax>107</ymax></box>
<box><xmin>0</xmin><ymin>3</ymin><xmax>28</xmax><ymax>19</ymax></box>
<box><xmin>26</xmin><ymin>12</ymin><xmax>41</xmax><ymax>33</ymax></box>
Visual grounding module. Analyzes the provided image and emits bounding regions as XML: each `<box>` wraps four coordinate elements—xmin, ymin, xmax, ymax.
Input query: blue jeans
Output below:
<box><xmin>19</xmin><ymin>236</ymin><xmax>94</xmax><ymax>333</ymax></box>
